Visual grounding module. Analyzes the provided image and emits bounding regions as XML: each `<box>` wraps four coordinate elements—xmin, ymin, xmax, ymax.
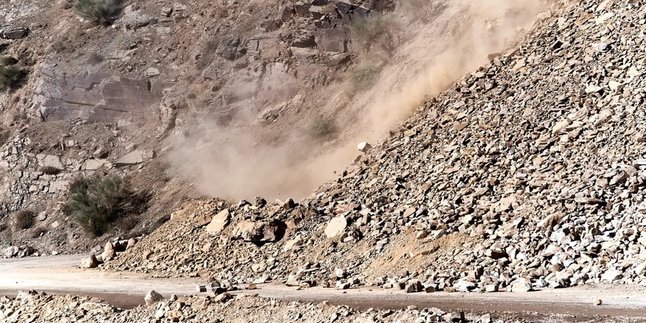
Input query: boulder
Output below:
<box><xmin>324</xmin><ymin>216</ymin><xmax>347</xmax><ymax>238</ymax></box>
<box><xmin>80</xmin><ymin>254</ymin><xmax>100</xmax><ymax>269</ymax></box>
<box><xmin>0</xmin><ymin>27</ymin><xmax>29</xmax><ymax>39</ymax></box>
<box><xmin>232</xmin><ymin>220</ymin><xmax>287</xmax><ymax>243</ymax></box>
<box><xmin>3</xmin><ymin>246</ymin><xmax>18</xmax><ymax>258</ymax></box>
<box><xmin>115</xmin><ymin>150</ymin><xmax>154</xmax><ymax>166</ymax></box>
<box><xmin>145</xmin><ymin>290</ymin><xmax>164</xmax><ymax>306</ymax></box>
<box><xmin>101</xmin><ymin>242</ymin><xmax>116</xmax><ymax>262</ymax></box>
<box><xmin>509</xmin><ymin>278</ymin><xmax>533</xmax><ymax>293</ymax></box>
<box><xmin>206</xmin><ymin>209</ymin><xmax>230</xmax><ymax>236</ymax></box>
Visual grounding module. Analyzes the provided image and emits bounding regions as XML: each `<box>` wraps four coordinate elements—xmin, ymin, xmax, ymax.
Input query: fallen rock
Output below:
<box><xmin>145</xmin><ymin>290</ymin><xmax>164</xmax><ymax>306</ymax></box>
<box><xmin>101</xmin><ymin>242</ymin><xmax>116</xmax><ymax>262</ymax></box>
<box><xmin>509</xmin><ymin>278</ymin><xmax>533</xmax><ymax>293</ymax></box>
<box><xmin>324</xmin><ymin>215</ymin><xmax>347</xmax><ymax>238</ymax></box>
<box><xmin>80</xmin><ymin>254</ymin><xmax>99</xmax><ymax>269</ymax></box>
<box><xmin>115</xmin><ymin>150</ymin><xmax>154</xmax><ymax>166</ymax></box>
<box><xmin>206</xmin><ymin>209</ymin><xmax>230</xmax><ymax>236</ymax></box>
<box><xmin>232</xmin><ymin>220</ymin><xmax>286</xmax><ymax>243</ymax></box>
<box><xmin>357</xmin><ymin>141</ymin><xmax>372</xmax><ymax>153</ymax></box>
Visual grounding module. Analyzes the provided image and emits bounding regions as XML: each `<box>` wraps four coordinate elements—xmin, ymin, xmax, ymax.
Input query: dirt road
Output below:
<box><xmin>1</xmin><ymin>255</ymin><xmax>645</xmax><ymax>321</ymax></box>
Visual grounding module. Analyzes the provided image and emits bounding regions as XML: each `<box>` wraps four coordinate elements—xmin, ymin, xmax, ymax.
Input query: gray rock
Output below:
<box><xmin>325</xmin><ymin>216</ymin><xmax>347</xmax><ymax>238</ymax></box>
<box><xmin>145</xmin><ymin>290</ymin><xmax>164</xmax><ymax>306</ymax></box>
<box><xmin>80</xmin><ymin>254</ymin><xmax>99</xmax><ymax>269</ymax></box>
<box><xmin>115</xmin><ymin>150</ymin><xmax>154</xmax><ymax>166</ymax></box>
<box><xmin>206</xmin><ymin>209</ymin><xmax>230</xmax><ymax>236</ymax></box>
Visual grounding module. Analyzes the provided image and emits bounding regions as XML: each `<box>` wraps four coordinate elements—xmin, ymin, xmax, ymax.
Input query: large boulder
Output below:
<box><xmin>80</xmin><ymin>254</ymin><xmax>100</xmax><ymax>269</ymax></box>
<box><xmin>206</xmin><ymin>209</ymin><xmax>230</xmax><ymax>236</ymax></box>
<box><xmin>232</xmin><ymin>220</ymin><xmax>287</xmax><ymax>243</ymax></box>
<box><xmin>101</xmin><ymin>242</ymin><xmax>116</xmax><ymax>262</ymax></box>
<box><xmin>324</xmin><ymin>216</ymin><xmax>347</xmax><ymax>238</ymax></box>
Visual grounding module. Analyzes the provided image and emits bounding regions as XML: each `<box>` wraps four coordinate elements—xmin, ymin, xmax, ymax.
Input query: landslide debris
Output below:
<box><xmin>107</xmin><ymin>0</ymin><xmax>646</xmax><ymax>294</ymax></box>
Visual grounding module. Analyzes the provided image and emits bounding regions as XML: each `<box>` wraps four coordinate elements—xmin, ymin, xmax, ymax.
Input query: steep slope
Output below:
<box><xmin>108</xmin><ymin>0</ymin><xmax>646</xmax><ymax>293</ymax></box>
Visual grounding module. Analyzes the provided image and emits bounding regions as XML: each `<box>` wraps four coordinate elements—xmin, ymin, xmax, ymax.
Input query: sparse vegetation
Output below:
<box><xmin>309</xmin><ymin>117</ymin><xmax>338</xmax><ymax>140</ymax></box>
<box><xmin>400</xmin><ymin>0</ymin><xmax>448</xmax><ymax>23</ymax></box>
<box><xmin>39</xmin><ymin>166</ymin><xmax>62</xmax><ymax>175</ymax></box>
<box><xmin>64</xmin><ymin>175</ymin><xmax>147</xmax><ymax>237</ymax></box>
<box><xmin>0</xmin><ymin>63</ymin><xmax>27</xmax><ymax>92</ymax></box>
<box><xmin>350</xmin><ymin>64</ymin><xmax>382</xmax><ymax>91</ymax></box>
<box><xmin>0</xmin><ymin>56</ymin><xmax>18</xmax><ymax>66</ymax></box>
<box><xmin>0</xmin><ymin>128</ymin><xmax>10</xmax><ymax>147</ymax></box>
<box><xmin>12</xmin><ymin>210</ymin><xmax>34</xmax><ymax>230</ymax></box>
<box><xmin>75</xmin><ymin>0</ymin><xmax>122</xmax><ymax>26</ymax></box>
<box><xmin>31</xmin><ymin>226</ymin><xmax>48</xmax><ymax>238</ymax></box>
<box><xmin>351</xmin><ymin>15</ymin><xmax>400</xmax><ymax>58</ymax></box>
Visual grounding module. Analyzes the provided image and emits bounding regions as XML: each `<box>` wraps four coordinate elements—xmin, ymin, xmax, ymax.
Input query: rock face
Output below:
<box><xmin>35</xmin><ymin>72</ymin><xmax>161</xmax><ymax>123</ymax></box>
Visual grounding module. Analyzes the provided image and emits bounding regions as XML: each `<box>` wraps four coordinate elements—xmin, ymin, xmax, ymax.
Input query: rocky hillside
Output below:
<box><xmin>106</xmin><ymin>0</ymin><xmax>646</xmax><ymax>295</ymax></box>
<box><xmin>0</xmin><ymin>0</ymin><xmax>399</xmax><ymax>254</ymax></box>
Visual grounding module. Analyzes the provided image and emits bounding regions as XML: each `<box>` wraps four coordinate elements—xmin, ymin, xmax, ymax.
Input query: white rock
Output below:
<box><xmin>206</xmin><ymin>209</ymin><xmax>230</xmax><ymax>236</ymax></box>
<box><xmin>324</xmin><ymin>215</ymin><xmax>347</xmax><ymax>238</ymax></box>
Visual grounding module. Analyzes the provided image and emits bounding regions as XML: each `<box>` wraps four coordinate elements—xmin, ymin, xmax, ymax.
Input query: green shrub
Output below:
<box><xmin>0</xmin><ymin>65</ymin><xmax>27</xmax><ymax>91</ymax></box>
<box><xmin>76</xmin><ymin>0</ymin><xmax>122</xmax><ymax>26</ymax></box>
<box><xmin>351</xmin><ymin>15</ymin><xmax>399</xmax><ymax>58</ymax></box>
<box><xmin>13</xmin><ymin>210</ymin><xmax>34</xmax><ymax>230</ymax></box>
<box><xmin>350</xmin><ymin>64</ymin><xmax>382</xmax><ymax>91</ymax></box>
<box><xmin>309</xmin><ymin>117</ymin><xmax>338</xmax><ymax>140</ymax></box>
<box><xmin>65</xmin><ymin>175</ymin><xmax>138</xmax><ymax>236</ymax></box>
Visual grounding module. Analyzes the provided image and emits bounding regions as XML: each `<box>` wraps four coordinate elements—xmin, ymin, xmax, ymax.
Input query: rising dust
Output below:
<box><xmin>168</xmin><ymin>0</ymin><xmax>550</xmax><ymax>201</ymax></box>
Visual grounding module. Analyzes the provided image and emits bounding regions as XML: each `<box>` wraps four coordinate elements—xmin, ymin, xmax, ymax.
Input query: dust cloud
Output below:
<box><xmin>167</xmin><ymin>0</ymin><xmax>550</xmax><ymax>201</ymax></box>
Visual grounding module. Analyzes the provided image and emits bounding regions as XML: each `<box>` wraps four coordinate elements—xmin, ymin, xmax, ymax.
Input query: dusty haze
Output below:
<box><xmin>167</xmin><ymin>0</ymin><xmax>550</xmax><ymax>201</ymax></box>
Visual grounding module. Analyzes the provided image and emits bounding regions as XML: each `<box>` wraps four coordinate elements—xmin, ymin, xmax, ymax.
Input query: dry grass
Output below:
<box><xmin>0</xmin><ymin>65</ymin><xmax>27</xmax><ymax>92</ymax></box>
<box><xmin>308</xmin><ymin>117</ymin><xmax>338</xmax><ymax>140</ymax></box>
<box><xmin>64</xmin><ymin>175</ymin><xmax>149</xmax><ymax>237</ymax></box>
<box><xmin>350</xmin><ymin>15</ymin><xmax>400</xmax><ymax>59</ymax></box>
<box><xmin>76</xmin><ymin>0</ymin><xmax>122</xmax><ymax>26</ymax></box>
<box><xmin>12</xmin><ymin>210</ymin><xmax>34</xmax><ymax>230</ymax></box>
<box><xmin>350</xmin><ymin>64</ymin><xmax>382</xmax><ymax>91</ymax></box>
<box><xmin>39</xmin><ymin>165</ymin><xmax>62</xmax><ymax>175</ymax></box>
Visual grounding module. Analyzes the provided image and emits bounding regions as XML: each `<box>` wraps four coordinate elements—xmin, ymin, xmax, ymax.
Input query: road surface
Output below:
<box><xmin>1</xmin><ymin>255</ymin><xmax>645</xmax><ymax>321</ymax></box>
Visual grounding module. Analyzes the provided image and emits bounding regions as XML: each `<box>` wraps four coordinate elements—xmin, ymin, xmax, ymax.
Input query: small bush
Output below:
<box><xmin>31</xmin><ymin>226</ymin><xmax>48</xmax><ymax>238</ymax></box>
<box><xmin>76</xmin><ymin>0</ymin><xmax>122</xmax><ymax>26</ymax></box>
<box><xmin>65</xmin><ymin>175</ymin><xmax>139</xmax><ymax>236</ymax></box>
<box><xmin>351</xmin><ymin>15</ymin><xmax>399</xmax><ymax>58</ymax></box>
<box><xmin>0</xmin><ymin>65</ymin><xmax>27</xmax><ymax>91</ymax></box>
<box><xmin>309</xmin><ymin>117</ymin><xmax>338</xmax><ymax>140</ymax></box>
<box><xmin>350</xmin><ymin>64</ymin><xmax>382</xmax><ymax>91</ymax></box>
<box><xmin>0</xmin><ymin>56</ymin><xmax>18</xmax><ymax>66</ymax></box>
<box><xmin>13</xmin><ymin>210</ymin><xmax>34</xmax><ymax>230</ymax></box>
<box><xmin>40</xmin><ymin>166</ymin><xmax>62</xmax><ymax>175</ymax></box>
